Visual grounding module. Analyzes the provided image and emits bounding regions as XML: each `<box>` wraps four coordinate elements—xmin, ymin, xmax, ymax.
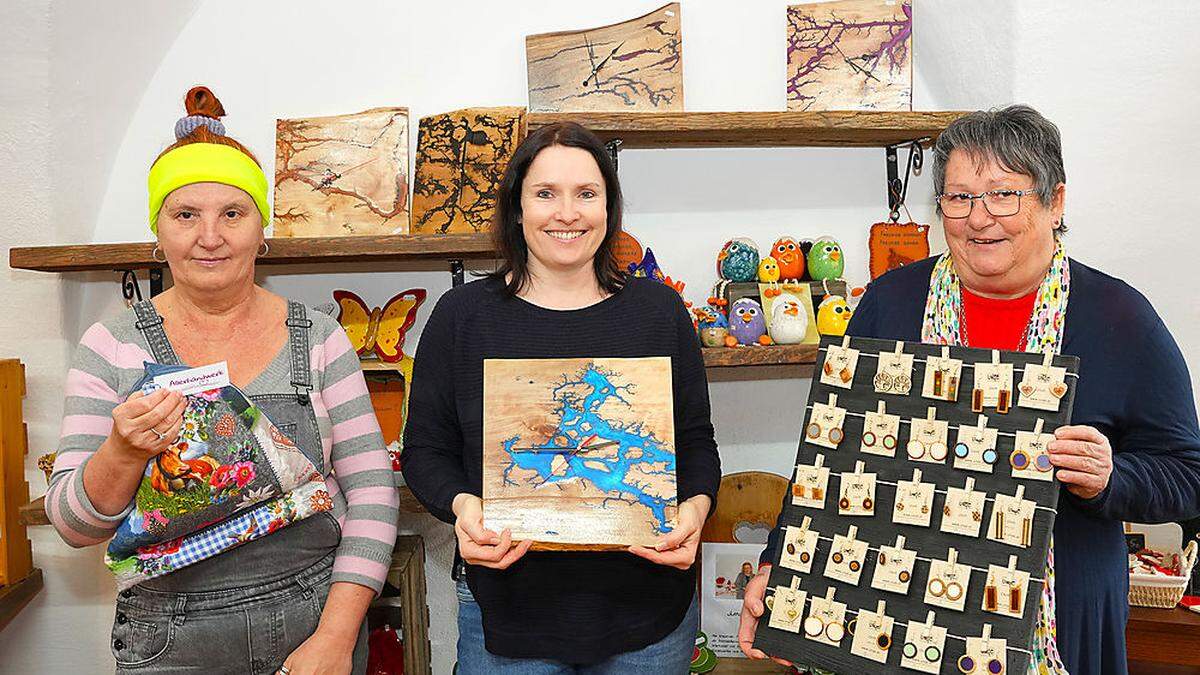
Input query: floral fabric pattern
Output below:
<box><xmin>105</xmin><ymin>363</ymin><xmax>327</xmax><ymax>588</ymax></box>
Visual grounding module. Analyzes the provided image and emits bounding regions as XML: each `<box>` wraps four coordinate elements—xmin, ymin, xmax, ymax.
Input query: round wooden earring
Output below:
<box><xmin>928</xmin><ymin>578</ymin><xmax>946</xmax><ymax>597</ymax></box>
<box><xmin>1010</xmin><ymin>449</ymin><xmax>1031</xmax><ymax>471</ymax></box>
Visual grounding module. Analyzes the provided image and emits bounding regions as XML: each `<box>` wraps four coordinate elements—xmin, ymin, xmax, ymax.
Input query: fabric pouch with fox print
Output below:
<box><xmin>104</xmin><ymin>363</ymin><xmax>330</xmax><ymax>589</ymax></box>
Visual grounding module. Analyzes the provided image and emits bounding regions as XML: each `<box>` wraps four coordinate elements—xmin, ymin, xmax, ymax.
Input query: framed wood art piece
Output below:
<box><xmin>273</xmin><ymin>107</ymin><xmax>410</xmax><ymax>236</ymax></box>
<box><xmin>786</xmin><ymin>0</ymin><xmax>913</xmax><ymax>111</ymax></box>
<box><xmin>410</xmin><ymin>107</ymin><xmax>526</xmax><ymax>234</ymax></box>
<box><xmin>482</xmin><ymin>357</ymin><xmax>677</xmax><ymax>549</ymax></box>
<box><xmin>526</xmin><ymin>3</ymin><xmax>684</xmax><ymax>113</ymax></box>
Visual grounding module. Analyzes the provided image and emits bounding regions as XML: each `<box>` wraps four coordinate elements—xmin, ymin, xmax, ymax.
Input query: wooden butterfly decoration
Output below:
<box><xmin>333</xmin><ymin>289</ymin><xmax>426</xmax><ymax>363</ymax></box>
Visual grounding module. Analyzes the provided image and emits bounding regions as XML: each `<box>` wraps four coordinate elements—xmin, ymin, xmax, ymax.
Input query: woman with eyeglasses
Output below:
<box><xmin>739</xmin><ymin>105</ymin><xmax>1200</xmax><ymax>675</ymax></box>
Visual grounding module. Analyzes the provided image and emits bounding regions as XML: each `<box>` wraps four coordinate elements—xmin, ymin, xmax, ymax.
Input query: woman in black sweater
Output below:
<box><xmin>402</xmin><ymin>122</ymin><xmax>721</xmax><ymax>673</ymax></box>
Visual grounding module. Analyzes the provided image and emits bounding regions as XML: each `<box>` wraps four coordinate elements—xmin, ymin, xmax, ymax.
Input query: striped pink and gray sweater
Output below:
<box><xmin>46</xmin><ymin>304</ymin><xmax>399</xmax><ymax>593</ymax></box>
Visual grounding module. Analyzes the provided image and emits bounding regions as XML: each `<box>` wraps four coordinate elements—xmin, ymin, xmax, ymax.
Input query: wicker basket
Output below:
<box><xmin>1127</xmin><ymin>522</ymin><xmax>1198</xmax><ymax>609</ymax></box>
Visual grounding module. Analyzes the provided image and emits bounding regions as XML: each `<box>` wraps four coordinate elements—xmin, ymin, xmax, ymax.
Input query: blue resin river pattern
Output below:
<box><xmin>501</xmin><ymin>363</ymin><xmax>676</xmax><ymax>534</ymax></box>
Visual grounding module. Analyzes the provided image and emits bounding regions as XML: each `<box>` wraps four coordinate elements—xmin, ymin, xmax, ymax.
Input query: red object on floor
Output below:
<box><xmin>367</xmin><ymin>624</ymin><xmax>404</xmax><ymax>675</ymax></box>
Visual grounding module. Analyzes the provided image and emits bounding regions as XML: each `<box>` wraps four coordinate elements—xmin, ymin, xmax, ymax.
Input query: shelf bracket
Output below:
<box><xmin>449</xmin><ymin>259</ymin><xmax>464</xmax><ymax>287</ymax></box>
<box><xmin>149</xmin><ymin>268</ymin><xmax>164</xmax><ymax>297</ymax></box>
<box><xmin>118</xmin><ymin>268</ymin><xmax>165</xmax><ymax>304</ymax></box>
<box><xmin>605</xmin><ymin>139</ymin><xmax>623</xmax><ymax>173</ymax></box>
<box><xmin>120</xmin><ymin>270</ymin><xmax>143</xmax><ymax>304</ymax></box>
<box><xmin>885</xmin><ymin>137</ymin><xmax>930</xmax><ymax>221</ymax></box>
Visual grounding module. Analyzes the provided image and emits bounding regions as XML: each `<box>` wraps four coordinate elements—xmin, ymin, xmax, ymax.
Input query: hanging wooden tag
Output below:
<box><xmin>868</xmin><ymin>221</ymin><xmax>930</xmax><ymax>280</ymax></box>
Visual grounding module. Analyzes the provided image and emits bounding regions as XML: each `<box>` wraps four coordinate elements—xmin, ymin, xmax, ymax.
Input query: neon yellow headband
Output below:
<box><xmin>147</xmin><ymin>143</ymin><xmax>270</xmax><ymax>234</ymax></box>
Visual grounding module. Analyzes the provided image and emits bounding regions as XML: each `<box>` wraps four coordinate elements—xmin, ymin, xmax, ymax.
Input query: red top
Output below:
<box><xmin>960</xmin><ymin>287</ymin><xmax>1038</xmax><ymax>350</ymax></box>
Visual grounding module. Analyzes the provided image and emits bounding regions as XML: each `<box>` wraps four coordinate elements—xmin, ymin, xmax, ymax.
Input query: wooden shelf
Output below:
<box><xmin>526</xmin><ymin>110</ymin><xmax>967</xmax><ymax>148</ymax></box>
<box><xmin>20</xmin><ymin>485</ymin><xmax>429</xmax><ymax>528</ymax></box>
<box><xmin>0</xmin><ymin>568</ymin><xmax>43</xmax><ymax>633</ymax></box>
<box><xmin>9</xmin><ymin>232</ymin><xmax>496</xmax><ymax>273</ymax></box>
<box><xmin>702</xmin><ymin>343</ymin><xmax>818</xmax><ymax>368</ymax></box>
<box><xmin>17</xmin><ymin>497</ymin><xmax>46</xmax><ymax>527</ymax></box>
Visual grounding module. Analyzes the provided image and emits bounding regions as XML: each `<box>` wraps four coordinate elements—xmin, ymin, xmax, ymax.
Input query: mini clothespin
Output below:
<box><xmin>824</xmin><ymin>586</ymin><xmax>837</xmax><ymax>604</ymax></box>
<box><xmin>926</xmin><ymin>406</ymin><xmax>938</xmax><ymax>422</ymax></box>
<box><xmin>963</xmin><ymin>476</ymin><xmax>976</xmax><ymax>493</ymax></box>
<box><xmin>828</xmin><ymin>393</ymin><xmax>839</xmax><ymax>408</ymax></box>
<box><xmin>923</xmin><ymin>610</ymin><xmax>937</xmax><ymax>634</ymax></box>
<box><xmin>895</xmin><ymin>341</ymin><xmax>905</xmax><ymax>357</ymax></box>
<box><xmin>853</xmin><ymin>460</ymin><xmax>866</xmax><ymax>475</ymax></box>
<box><xmin>789</xmin><ymin>575</ymin><xmax>802</xmax><ymax>591</ymax></box>
<box><xmin>982</xmin><ymin>623</ymin><xmax>993</xmax><ymax>642</ymax></box>
<box><xmin>978</xmin><ymin>415</ymin><xmax>988</xmax><ymax>431</ymax></box>
<box><xmin>911</xmin><ymin>468</ymin><xmax>923</xmax><ymax>483</ymax></box>
<box><xmin>812</xmin><ymin>455</ymin><xmax>825</xmax><ymax>470</ymax></box>
<box><xmin>992</xmin><ymin>350</ymin><xmax>1001</xmax><ymax>365</ymax></box>
<box><xmin>799</xmin><ymin>515</ymin><xmax>812</xmax><ymax>533</ymax></box>
<box><xmin>947</xmin><ymin>548</ymin><xmax>959</xmax><ymax>566</ymax></box>
<box><xmin>941</xmin><ymin>346</ymin><xmax>951</xmax><ymax>360</ymax></box>
<box><xmin>1042</xmin><ymin>351</ymin><xmax>1055</xmax><ymax>368</ymax></box>
<box><xmin>1033</xmin><ymin>418</ymin><xmax>1045</xmax><ymax>435</ymax></box>
<box><xmin>876</xmin><ymin>599</ymin><xmax>888</xmax><ymax>616</ymax></box>
<box><xmin>841</xmin><ymin>335</ymin><xmax>851</xmax><ymax>350</ymax></box>
<box><xmin>846</xmin><ymin>524</ymin><xmax>859</xmax><ymax>541</ymax></box>
<box><xmin>878</xmin><ymin>400</ymin><xmax>887</xmax><ymax>416</ymax></box>
<box><xmin>1014</xmin><ymin>485</ymin><xmax>1026</xmax><ymax>501</ymax></box>
<box><xmin>894</xmin><ymin>534</ymin><xmax>906</xmax><ymax>550</ymax></box>
<box><xmin>1007</xmin><ymin>554</ymin><xmax>1018</xmax><ymax>572</ymax></box>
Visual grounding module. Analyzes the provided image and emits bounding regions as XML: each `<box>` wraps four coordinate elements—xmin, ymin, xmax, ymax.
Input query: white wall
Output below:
<box><xmin>2</xmin><ymin>2</ymin><xmax>1197</xmax><ymax>673</ymax></box>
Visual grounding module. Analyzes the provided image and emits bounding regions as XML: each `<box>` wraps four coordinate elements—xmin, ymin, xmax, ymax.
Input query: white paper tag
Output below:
<box><xmin>150</xmin><ymin>362</ymin><xmax>231</xmax><ymax>395</ymax></box>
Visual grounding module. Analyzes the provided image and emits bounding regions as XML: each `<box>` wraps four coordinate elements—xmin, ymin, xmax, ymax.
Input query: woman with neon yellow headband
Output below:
<box><xmin>46</xmin><ymin>86</ymin><xmax>398</xmax><ymax>675</ymax></box>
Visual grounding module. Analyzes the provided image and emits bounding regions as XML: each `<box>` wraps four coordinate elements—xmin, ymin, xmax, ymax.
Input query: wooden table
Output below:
<box><xmin>1127</xmin><ymin>605</ymin><xmax>1200</xmax><ymax>673</ymax></box>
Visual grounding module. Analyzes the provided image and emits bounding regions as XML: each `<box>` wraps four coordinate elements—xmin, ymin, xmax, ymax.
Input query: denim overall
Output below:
<box><xmin>109</xmin><ymin>300</ymin><xmax>367</xmax><ymax>674</ymax></box>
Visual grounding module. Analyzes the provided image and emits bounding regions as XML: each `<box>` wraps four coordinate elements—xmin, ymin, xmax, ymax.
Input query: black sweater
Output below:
<box><xmin>401</xmin><ymin>276</ymin><xmax>721</xmax><ymax>663</ymax></box>
<box><xmin>762</xmin><ymin>256</ymin><xmax>1200</xmax><ymax>675</ymax></box>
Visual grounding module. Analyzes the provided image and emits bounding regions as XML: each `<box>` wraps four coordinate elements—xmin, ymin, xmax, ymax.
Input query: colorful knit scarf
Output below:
<box><xmin>921</xmin><ymin>241</ymin><xmax>1071</xmax><ymax>675</ymax></box>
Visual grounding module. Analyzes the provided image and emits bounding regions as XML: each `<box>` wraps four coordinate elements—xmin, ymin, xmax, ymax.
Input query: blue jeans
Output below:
<box><xmin>455</xmin><ymin>579</ymin><xmax>699</xmax><ymax>674</ymax></box>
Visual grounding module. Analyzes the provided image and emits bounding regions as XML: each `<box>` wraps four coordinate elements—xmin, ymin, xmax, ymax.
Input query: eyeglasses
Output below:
<box><xmin>937</xmin><ymin>189</ymin><xmax>1038</xmax><ymax>219</ymax></box>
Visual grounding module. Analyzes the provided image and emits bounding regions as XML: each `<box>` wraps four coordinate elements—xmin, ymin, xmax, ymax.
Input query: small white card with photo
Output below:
<box><xmin>701</xmin><ymin>542</ymin><xmax>767</xmax><ymax>657</ymax></box>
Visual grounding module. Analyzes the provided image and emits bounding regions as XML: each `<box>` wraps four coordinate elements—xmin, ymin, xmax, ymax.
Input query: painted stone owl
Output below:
<box><xmin>729</xmin><ymin>297</ymin><xmax>770</xmax><ymax>345</ymax></box>
<box><xmin>807</xmin><ymin>236</ymin><xmax>845</xmax><ymax>280</ymax></box>
<box><xmin>717</xmin><ymin>238</ymin><xmax>760</xmax><ymax>282</ymax></box>
<box><xmin>757</xmin><ymin>256</ymin><xmax>780</xmax><ymax>283</ymax></box>
<box><xmin>768</xmin><ymin>292</ymin><xmax>809</xmax><ymax>345</ymax></box>
<box><xmin>771</xmin><ymin>236</ymin><xmax>805</xmax><ymax>280</ymax></box>
<box><xmin>816</xmin><ymin>294</ymin><xmax>853</xmax><ymax>336</ymax></box>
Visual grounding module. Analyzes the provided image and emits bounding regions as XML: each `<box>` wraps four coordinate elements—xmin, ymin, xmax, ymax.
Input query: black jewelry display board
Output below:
<box><xmin>754</xmin><ymin>335</ymin><xmax>1079</xmax><ymax>675</ymax></box>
